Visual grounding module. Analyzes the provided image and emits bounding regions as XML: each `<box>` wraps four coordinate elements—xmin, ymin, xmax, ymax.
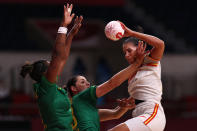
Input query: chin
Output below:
<box><xmin>127</xmin><ymin>59</ymin><xmax>134</xmax><ymax>65</ymax></box>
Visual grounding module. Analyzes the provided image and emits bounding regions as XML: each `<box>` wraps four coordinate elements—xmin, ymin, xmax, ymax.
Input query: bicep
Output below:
<box><xmin>149</xmin><ymin>43</ymin><xmax>165</xmax><ymax>61</ymax></box>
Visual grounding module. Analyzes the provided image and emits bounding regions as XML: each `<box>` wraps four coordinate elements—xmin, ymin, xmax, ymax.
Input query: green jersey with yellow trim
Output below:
<box><xmin>72</xmin><ymin>86</ymin><xmax>100</xmax><ymax>131</ymax></box>
<box><xmin>33</xmin><ymin>76</ymin><xmax>73</xmax><ymax>131</ymax></box>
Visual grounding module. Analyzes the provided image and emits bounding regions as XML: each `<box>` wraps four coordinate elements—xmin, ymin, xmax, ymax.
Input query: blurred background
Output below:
<box><xmin>0</xmin><ymin>0</ymin><xmax>197</xmax><ymax>130</ymax></box>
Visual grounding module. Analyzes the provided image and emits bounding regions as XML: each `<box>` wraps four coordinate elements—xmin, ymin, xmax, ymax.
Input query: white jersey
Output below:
<box><xmin>125</xmin><ymin>55</ymin><xmax>166</xmax><ymax>131</ymax></box>
<box><xmin>128</xmin><ymin>55</ymin><xmax>162</xmax><ymax>103</ymax></box>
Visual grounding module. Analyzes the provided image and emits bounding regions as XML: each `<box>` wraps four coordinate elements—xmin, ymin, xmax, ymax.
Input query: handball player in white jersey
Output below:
<box><xmin>109</xmin><ymin>23</ymin><xmax>166</xmax><ymax>131</ymax></box>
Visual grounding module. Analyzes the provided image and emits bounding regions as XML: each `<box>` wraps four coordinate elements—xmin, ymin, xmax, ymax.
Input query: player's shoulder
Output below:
<box><xmin>142</xmin><ymin>51</ymin><xmax>160</xmax><ymax>67</ymax></box>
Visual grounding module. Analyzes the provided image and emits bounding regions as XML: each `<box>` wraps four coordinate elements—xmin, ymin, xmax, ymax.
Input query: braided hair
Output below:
<box><xmin>20</xmin><ymin>60</ymin><xmax>49</xmax><ymax>82</ymax></box>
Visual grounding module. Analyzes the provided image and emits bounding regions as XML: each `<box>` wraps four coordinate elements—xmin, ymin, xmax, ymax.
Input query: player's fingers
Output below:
<box><xmin>79</xmin><ymin>15</ymin><xmax>83</xmax><ymax>23</ymax></box>
<box><xmin>137</xmin><ymin>41</ymin><xmax>142</xmax><ymax>53</ymax></box>
<box><xmin>140</xmin><ymin>41</ymin><xmax>144</xmax><ymax>53</ymax></box>
<box><xmin>116</xmin><ymin>99</ymin><xmax>121</xmax><ymax>103</ymax></box>
<box><xmin>127</xmin><ymin>97</ymin><xmax>134</xmax><ymax>102</ymax></box>
<box><xmin>76</xmin><ymin>22</ymin><xmax>82</xmax><ymax>29</ymax></box>
<box><xmin>125</xmin><ymin>103</ymin><xmax>136</xmax><ymax>109</ymax></box>
<box><xmin>140</xmin><ymin>41</ymin><xmax>145</xmax><ymax>54</ymax></box>
<box><xmin>67</xmin><ymin>3</ymin><xmax>69</xmax><ymax>9</ymax></box>
<box><xmin>71</xmin><ymin>13</ymin><xmax>75</xmax><ymax>19</ymax></box>
<box><xmin>122</xmin><ymin>98</ymin><xmax>127</xmax><ymax>103</ymax></box>
<box><xmin>69</xmin><ymin>4</ymin><xmax>73</xmax><ymax>11</ymax></box>
<box><xmin>118</xmin><ymin>21</ymin><xmax>126</xmax><ymax>30</ymax></box>
<box><xmin>143</xmin><ymin>43</ymin><xmax>147</xmax><ymax>53</ymax></box>
<box><xmin>78</xmin><ymin>23</ymin><xmax>82</xmax><ymax>29</ymax></box>
<box><xmin>74</xmin><ymin>16</ymin><xmax>78</xmax><ymax>23</ymax></box>
<box><xmin>138</xmin><ymin>41</ymin><xmax>141</xmax><ymax>53</ymax></box>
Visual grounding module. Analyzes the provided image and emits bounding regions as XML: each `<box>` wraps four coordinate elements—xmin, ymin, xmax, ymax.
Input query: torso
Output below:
<box><xmin>72</xmin><ymin>86</ymin><xmax>100</xmax><ymax>131</ymax></box>
<box><xmin>128</xmin><ymin>56</ymin><xmax>162</xmax><ymax>103</ymax></box>
<box><xmin>33</xmin><ymin>76</ymin><xmax>73</xmax><ymax>131</ymax></box>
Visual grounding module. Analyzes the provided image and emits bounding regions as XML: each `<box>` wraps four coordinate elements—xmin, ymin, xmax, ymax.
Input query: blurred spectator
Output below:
<box><xmin>72</xmin><ymin>57</ymin><xmax>87</xmax><ymax>75</ymax></box>
<box><xmin>9</xmin><ymin>88</ymin><xmax>37</xmax><ymax>116</ymax></box>
<box><xmin>0</xmin><ymin>66</ymin><xmax>10</xmax><ymax>103</ymax></box>
<box><xmin>96</xmin><ymin>57</ymin><xmax>112</xmax><ymax>106</ymax></box>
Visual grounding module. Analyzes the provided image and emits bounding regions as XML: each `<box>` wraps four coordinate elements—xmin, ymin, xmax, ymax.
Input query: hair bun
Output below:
<box><xmin>135</xmin><ymin>25</ymin><xmax>144</xmax><ymax>33</ymax></box>
<box><xmin>20</xmin><ymin>64</ymin><xmax>33</xmax><ymax>78</ymax></box>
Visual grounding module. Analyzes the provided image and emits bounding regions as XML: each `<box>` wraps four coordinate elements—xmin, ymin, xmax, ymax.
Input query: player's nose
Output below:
<box><xmin>125</xmin><ymin>52</ymin><xmax>130</xmax><ymax>59</ymax></box>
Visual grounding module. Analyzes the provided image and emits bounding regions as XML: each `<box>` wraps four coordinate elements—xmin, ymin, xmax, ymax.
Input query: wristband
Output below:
<box><xmin>57</xmin><ymin>27</ymin><xmax>68</xmax><ymax>34</ymax></box>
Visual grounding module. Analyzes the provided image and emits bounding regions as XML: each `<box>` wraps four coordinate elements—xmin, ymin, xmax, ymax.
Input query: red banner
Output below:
<box><xmin>0</xmin><ymin>0</ymin><xmax>125</xmax><ymax>6</ymax></box>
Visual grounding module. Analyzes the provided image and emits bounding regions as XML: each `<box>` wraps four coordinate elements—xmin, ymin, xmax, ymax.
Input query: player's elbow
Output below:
<box><xmin>156</xmin><ymin>40</ymin><xmax>165</xmax><ymax>49</ymax></box>
<box><xmin>160</xmin><ymin>40</ymin><xmax>165</xmax><ymax>48</ymax></box>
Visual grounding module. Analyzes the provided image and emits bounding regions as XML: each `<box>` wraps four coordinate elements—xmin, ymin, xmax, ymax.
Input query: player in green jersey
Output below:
<box><xmin>20</xmin><ymin>4</ymin><xmax>82</xmax><ymax>131</ymax></box>
<box><xmin>66</xmin><ymin>42</ymin><xmax>146</xmax><ymax>131</ymax></box>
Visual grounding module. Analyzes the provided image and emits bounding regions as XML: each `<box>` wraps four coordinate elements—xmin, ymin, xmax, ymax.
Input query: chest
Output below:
<box><xmin>38</xmin><ymin>88</ymin><xmax>71</xmax><ymax>111</ymax></box>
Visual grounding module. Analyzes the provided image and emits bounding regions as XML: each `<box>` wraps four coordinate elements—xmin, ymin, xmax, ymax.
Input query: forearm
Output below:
<box><xmin>109</xmin><ymin>64</ymin><xmax>138</xmax><ymax>87</ymax></box>
<box><xmin>99</xmin><ymin>106</ymin><xmax>128</xmax><ymax>122</ymax></box>
<box><xmin>53</xmin><ymin>22</ymin><xmax>69</xmax><ymax>59</ymax></box>
<box><xmin>63</xmin><ymin>32</ymin><xmax>74</xmax><ymax>58</ymax></box>
<box><xmin>112</xmin><ymin>106</ymin><xmax>128</xmax><ymax>120</ymax></box>
<box><xmin>127</xmin><ymin>29</ymin><xmax>164</xmax><ymax>48</ymax></box>
<box><xmin>96</xmin><ymin>64</ymin><xmax>138</xmax><ymax>97</ymax></box>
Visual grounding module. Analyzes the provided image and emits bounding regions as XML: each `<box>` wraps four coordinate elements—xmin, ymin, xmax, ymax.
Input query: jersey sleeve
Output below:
<box><xmin>77</xmin><ymin>85</ymin><xmax>97</xmax><ymax>103</ymax></box>
<box><xmin>33</xmin><ymin>76</ymin><xmax>58</xmax><ymax>97</ymax></box>
<box><xmin>41</xmin><ymin>76</ymin><xmax>58</xmax><ymax>87</ymax></box>
<box><xmin>143</xmin><ymin>50</ymin><xmax>160</xmax><ymax>67</ymax></box>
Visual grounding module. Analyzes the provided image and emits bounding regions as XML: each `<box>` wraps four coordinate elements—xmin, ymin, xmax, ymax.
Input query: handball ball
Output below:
<box><xmin>104</xmin><ymin>21</ymin><xmax>124</xmax><ymax>41</ymax></box>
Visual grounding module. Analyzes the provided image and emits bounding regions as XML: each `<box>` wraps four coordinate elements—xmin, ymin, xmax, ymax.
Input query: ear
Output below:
<box><xmin>71</xmin><ymin>86</ymin><xmax>77</xmax><ymax>92</ymax></box>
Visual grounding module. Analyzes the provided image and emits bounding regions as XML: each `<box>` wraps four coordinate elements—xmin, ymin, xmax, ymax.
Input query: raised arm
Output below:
<box><xmin>56</xmin><ymin>15</ymin><xmax>83</xmax><ymax>76</ymax></box>
<box><xmin>121</xmin><ymin>22</ymin><xmax>164</xmax><ymax>61</ymax></box>
<box><xmin>46</xmin><ymin>4</ymin><xmax>82</xmax><ymax>83</ymax></box>
<box><xmin>96</xmin><ymin>42</ymin><xmax>146</xmax><ymax>98</ymax></box>
<box><xmin>99</xmin><ymin>97</ymin><xmax>135</xmax><ymax>122</ymax></box>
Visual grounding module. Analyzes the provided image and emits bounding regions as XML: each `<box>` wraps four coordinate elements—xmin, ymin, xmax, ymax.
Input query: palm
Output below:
<box><xmin>70</xmin><ymin>16</ymin><xmax>83</xmax><ymax>36</ymax></box>
<box><xmin>64</xmin><ymin>13</ymin><xmax>73</xmax><ymax>24</ymax></box>
<box><xmin>63</xmin><ymin>4</ymin><xmax>75</xmax><ymax>25</ymax></box>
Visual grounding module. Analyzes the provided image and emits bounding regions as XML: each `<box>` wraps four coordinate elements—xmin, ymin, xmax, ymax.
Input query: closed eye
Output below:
<box><xmin>127</xmin><ymin>48</ymin><xmax>132</xmax><ymax>53</ymax></box>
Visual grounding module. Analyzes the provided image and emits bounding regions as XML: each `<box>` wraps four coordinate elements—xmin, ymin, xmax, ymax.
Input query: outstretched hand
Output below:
<box><xmin>62</xmin><ymin>3</ymin><xmax>75</xmax><ymax>27</ymax></box>
<box><xmin>133</xmin><ymin>41</ymin><xmax>146</xmax><ymax>67</ymax></box>
<box><xmin>69</xmin><ymin>16</ymin><xmax>83</xmax><ymax>36</ymax></box>
<box><xmin>116</xmin><ymin>97</ymin><xmax>136</xmax><ymax>110</ymax></box>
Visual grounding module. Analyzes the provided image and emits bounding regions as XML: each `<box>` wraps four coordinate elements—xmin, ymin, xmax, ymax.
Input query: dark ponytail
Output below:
<box><xmin>66</xmin><ymin>76</ymin><xmax>79</xmax><ymax>97</ymax></box>
<box><xmin>135</xmin><ymin>25</ymin><xmax>144</xmax><ymax>33</ymax></box>
<box><xmin>20</xmin><ymin>63</ymin><xmax>33</xmax><ymax>78</ymax></box>
<box><xmin>20</xmin><ymin>60</ymin><xmax>49</xmax><ymax>82</ymax></box>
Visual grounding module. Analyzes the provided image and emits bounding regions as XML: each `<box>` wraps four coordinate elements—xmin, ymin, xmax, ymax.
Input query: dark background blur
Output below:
<box><xmin>0</xmin><ymin>0</ymin><xmax>197</xmax><ymax>131</ymax></box>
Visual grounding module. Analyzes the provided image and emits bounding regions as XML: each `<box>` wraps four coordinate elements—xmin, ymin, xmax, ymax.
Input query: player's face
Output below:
<box><xmin>75</xmin><ymin>76</ymin><xmax>90</xmax><ymax>92</ymax></box>
<box><xmin>123</xmin><ymin>42</ymin><xmax>137</xmax><ymax>64</ymax></box>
